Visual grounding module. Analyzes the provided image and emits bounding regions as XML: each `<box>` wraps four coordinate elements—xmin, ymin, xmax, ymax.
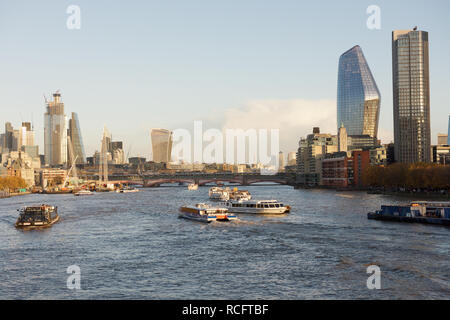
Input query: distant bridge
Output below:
<box><xmin>90</xmin><ymin>172</ymin><xmax>295</xmax><ymax>187</ymax></box>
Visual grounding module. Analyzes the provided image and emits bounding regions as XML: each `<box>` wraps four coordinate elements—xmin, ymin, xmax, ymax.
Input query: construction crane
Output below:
<box><xmin>63</xmin><ymin>155</ymin><xmax>78</xmax><ymax>188</ymax></box>
<box><xmin>67</xmin><ymin>136</ymin><xmax>79</xmax><ymax>186</ymax></box>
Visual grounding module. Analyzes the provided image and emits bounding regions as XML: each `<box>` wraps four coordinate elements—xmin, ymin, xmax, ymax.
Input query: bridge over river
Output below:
<box><xmin>93</xmin><ymin>172</ymin><xmax>295</xmax><ymax>187</ymax></box>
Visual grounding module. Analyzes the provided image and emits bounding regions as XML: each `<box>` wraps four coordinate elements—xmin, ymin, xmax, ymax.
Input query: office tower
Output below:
<box><xmin>99</xmin><ymin>127</ymin><xmax>110</xmax><ymax>183</ymax></box>
<box><xmin>20</xmin><ymin>122</ymin><xmax>35</xmax><ymax>147</ymax></box>
<box><xmin>68</xmin><ymin>112</ymin><xmax>86</xmax><ymax>164</ymax></box>
<box><xmin>287</xmin><ymin>152</ymin><xmax>297</xmax><ymax>166</ymax></box>
<box><xmin>448</xmin><ymin>116</ymin><xmax>450</xmax><ymax>145</ymax></box>
<box><xmin>338</xmin><ymin>124</ymin><xmax>348</xmax><ymax>152</ymax></box>
<box><xmin>392</xmin><ymin>29</ymin><xmax>431</xmax><ymax>163</ymax></box>
<box><xmin>296</xmin><ymin>127</ymin><xmax>338</xmax><ymax>186</ymax></box>
<box><xmin>44</xmin><ymin>92</ymin><xmax>68</xmax><ymax>166</ymax></box>
<box><xmin>151</xmin><ymin>129</ymin><xmax>173</xmax><ymax>163</ymax></box>
<box><xmin>111</xmin><ymin>141</ymin><xmax>124</xmax><ymax>164</ymax></box>
<box><xmin>111</xmin><ymin>141</ymin><xmax>123</xmax><ymax>151</ymax></box>
<box><xmin>337</xmin><ymin>46</ymin><xmax>381</xmax><ymax>139</ymax></box>
<box><xmin>278</xmin><ymin>151</ymin><xmax>284</xmax><ymax>171</ymax></box>
<box><xmin>3</xmin><ymin>122</ymin><xmax>19</xmax><ymax>152</ymax></box>
<box><xmin>437</xmin><ymin>134</ymin><xmax>448</xmax><ymax>146</ymax></box>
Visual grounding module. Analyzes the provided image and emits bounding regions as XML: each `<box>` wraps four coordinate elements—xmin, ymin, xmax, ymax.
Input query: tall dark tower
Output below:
<box><xmin>392</xmin><ymin>29</ymin><xmax>431</xmax><ymax>163</ymax></box>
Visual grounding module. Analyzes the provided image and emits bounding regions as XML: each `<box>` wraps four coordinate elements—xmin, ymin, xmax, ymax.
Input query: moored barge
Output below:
<box><xmin>368</xmin><ymin>202</ymin><xmax>450</xmax><ymax>226</ymax></box>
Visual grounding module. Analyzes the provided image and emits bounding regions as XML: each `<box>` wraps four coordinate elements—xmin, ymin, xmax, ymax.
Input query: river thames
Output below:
<box><xmin>1</xmin><ymin>185</ymin><xmax>449</xmax><ymax>299</ymax></box>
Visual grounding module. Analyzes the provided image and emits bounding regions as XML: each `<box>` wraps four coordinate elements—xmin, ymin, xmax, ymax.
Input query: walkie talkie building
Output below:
<box><xmin>337</xmin><ymin>46</ymin><xmax>381</xmax><ymax>139</ymax></box>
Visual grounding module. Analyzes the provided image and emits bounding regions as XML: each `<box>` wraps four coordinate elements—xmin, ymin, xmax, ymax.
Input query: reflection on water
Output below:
<box><xmin>0</xmin><ymin>185</ymin><xmax>449</xmax><ymax>299</ymax></box>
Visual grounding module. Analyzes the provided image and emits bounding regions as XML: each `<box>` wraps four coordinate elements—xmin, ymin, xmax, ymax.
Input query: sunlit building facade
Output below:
<box><xmin>392</xmin><ymin>29</ymin><xmax>431</xmax><ymax>163</ymax></box>
<box><xmin>68</xmin><ymin>112</ymin><xmax>86</xmax><ymax>164</ymax></box>
<box><xmin>151</xmin><ymin>129</ymin><xmax>173</xmax><ymax>163</ymax></box>
<box><xmin>337</xmin><ymin>45</ymin><xmax>381</xmax><ymax>139</ymax></box>
<box><xmin>44</xmin><ymin>92</ymin><xmax>67</xmax><ymax>166</ymax></box>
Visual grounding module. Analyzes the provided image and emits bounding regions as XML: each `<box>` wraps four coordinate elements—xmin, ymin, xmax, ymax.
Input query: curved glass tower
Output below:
<box><xmin>69</xmin><ymin>112</ymin><xmax>86</xmax><ymax>164</ymax></box>
<box><xmin>337</xmin><ymin>46</ymin><xmax>380</xmax><ymax>138</ymax></box>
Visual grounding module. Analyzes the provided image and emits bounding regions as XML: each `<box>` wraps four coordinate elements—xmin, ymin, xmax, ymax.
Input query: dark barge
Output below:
<box><xmin>368</xmin><ymin>202</ymin><xmax>450</xmax><ymax>226</ymax></box>
<box><xmin>15</xmin><ymin>205</ymin><xmax>60</xmax><ymax>229</ymax></box>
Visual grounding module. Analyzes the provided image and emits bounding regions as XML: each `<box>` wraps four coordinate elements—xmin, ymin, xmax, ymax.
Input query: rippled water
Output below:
<box><xmin>1</xmin><ymin>185</ymin><xmax>449</xmax><ymax>299</ymax></box>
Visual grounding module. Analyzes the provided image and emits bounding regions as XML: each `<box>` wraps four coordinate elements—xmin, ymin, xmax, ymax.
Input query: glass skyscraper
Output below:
<box><xmin>68</xmin><ymin>112</ymin><xmax>86</xmax><ymax>164</ymax></box>
<box><xmin>337</xmin><ymin>45</ymin><xmax>380</xmax><ymax>139</ymax></box>
<box><xmin>151</xmin><ymin>129</ymin><xmax>173</xmax><ymax>163</ymax></box>
<box><xmin>392</xmin><ymin>29</ymin><xmax>431</xmax><ymax>163</ymax></box>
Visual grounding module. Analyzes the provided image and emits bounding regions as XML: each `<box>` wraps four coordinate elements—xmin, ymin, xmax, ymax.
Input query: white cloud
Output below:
<box><xmin>221</xmin><ymin>99</ymin><xmax>337</xmax><ymax>153</ymax></box>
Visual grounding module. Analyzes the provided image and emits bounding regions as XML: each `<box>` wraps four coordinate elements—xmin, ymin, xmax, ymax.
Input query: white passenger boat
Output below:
<box><xmin>222</xmin><ymin>199</ymin><xmax>290</xmax><ymax>214</ymax></box>
<box><xmin>209</xmin><ymin>187</ymin><xmax>230</xmax><ymax>201</ymax></box>
<box><xmin>229</xmin><ymin>188</ymin><xmax>252</xmax><ymax>201</ymax></box>
<box><xmin>187</xmin><ymin>183</ymin><xmax>198</xmax><ymax>191</ymax></box>
<box><xmin>74</xmin><ymin>189</ymin><xmax>93</xmax><ymax>196</ymax></box>
<box><xmin>117</xmin><ymin>186</ymin><xmax>139</xmax><ymax>193</ymax></box>
<box><xmin>179</xmin><ymin>203</ymin><xmax>238</xmax><ymax>223</ymax></box>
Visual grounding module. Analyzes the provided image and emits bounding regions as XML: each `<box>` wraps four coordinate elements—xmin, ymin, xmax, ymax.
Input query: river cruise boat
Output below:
<box><xmin>15</xmin><ymin>205</ymin><xmax>60</xmax><ymax>229</ymax></box>
<box><xmin>209</xmin><ymin>187</ymin><xmax>230</xmax><ymax>201</ymax></box>
<box><xmin>222</xmin><ymin>199</ymin><xmax>291</xmax><ymax>214</ymax></box>
<box><xmin>74</xmin><ymin>189</ymin><xmax>93</xmax><ymax>196</ymax></box>
<box><xmin>368</xmin><ymin>201</ymin><xmax>450</xmax><ymax>226</ymax></box>
<box><xmin>187</xmin><ymin>183</ymin><xmax>198</xmax><ymax>191</ymax></box>
<box><xmin>116</xmin><ymin>186</ymin><xmax>139</xmax><ymax>193</ymax></box>
<box><xmin>229</xmin><ymin>188</ymin><xmax>252</xmax><ymax>201</ymax></box>
<box><xmin>179</xmin><ymin>203</ymin><xmax>237</xmax><ymax>223</ymax></box>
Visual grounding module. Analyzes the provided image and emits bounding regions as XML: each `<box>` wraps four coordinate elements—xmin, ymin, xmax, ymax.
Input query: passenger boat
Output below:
<box><xmin>229</xmin><ymin>188</ymin><xmax>252</xmax><ymax>201</ymax></box>
<box><xmin>187</xmin><ymin>183</ymin><xmax>198</xmax><ymax>191</ymax></box>
<box><xmin>117</xmin><ymin>186</ymin><xmax>139</xmax><ymax>193</ymax></box>
<box><xmin>15</xmin><ymin>205</ymin><xmax>60</xmax><ymax>229</ymax></box>
<box><xmin>368</xmin><ymin>201</ymin><xmax>450</xmax><ymax>226</ymax></box>
<box><xmin>179</xmin><ymin>203</ymin><xmax>237</xmax><ymax>223</ymax></box>
<box><xmin>74</xmin><ymin>189</ymin><xmax>94</xmax><ymax>196</ymax></box>
<box><xmin>209</xmin><ymin>187</ymin><xmax>230</xmax><ymax>201</ymax></box>
<box><xmin>222</xmin><ymin>199</ymin><xmax>290</xmax><ymax>214</ymax></box>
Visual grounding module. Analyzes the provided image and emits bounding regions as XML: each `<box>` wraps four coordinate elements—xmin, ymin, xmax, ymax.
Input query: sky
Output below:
<box><xmin>0</xmin><ymin>0</ymin><xmax>449</xmax><ymax>160</ymax></box>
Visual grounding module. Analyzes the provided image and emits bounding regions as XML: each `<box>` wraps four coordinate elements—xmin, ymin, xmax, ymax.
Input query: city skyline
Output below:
<box><xmin>1</xmin><ymin>1</ymin><xmax>449</xmax><ymax>159</ymax></box>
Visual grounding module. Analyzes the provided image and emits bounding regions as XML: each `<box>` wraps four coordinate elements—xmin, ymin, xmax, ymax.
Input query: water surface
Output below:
<box><xmin>1</xmin><ymin>186</ymin><xmax>449</xmax><ymax>299</ymax></box>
